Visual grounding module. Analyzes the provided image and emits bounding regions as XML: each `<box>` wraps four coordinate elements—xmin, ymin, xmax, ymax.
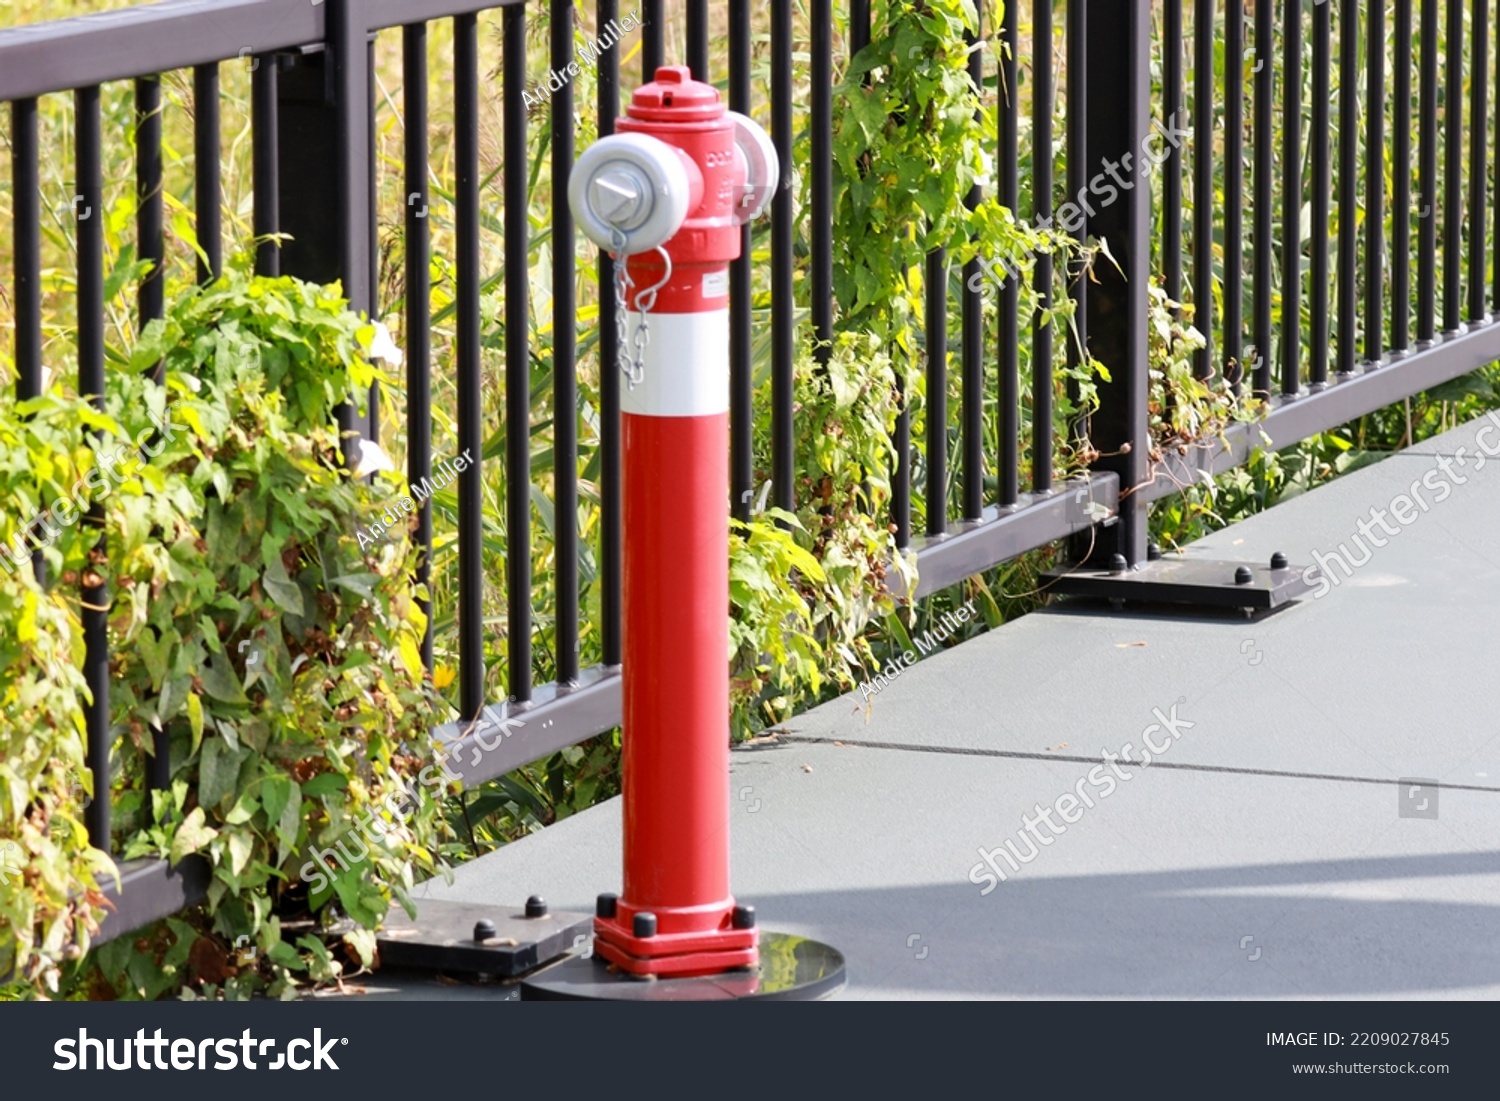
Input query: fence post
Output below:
<box><xmin>275</xmin><ymin>54</ymin><xmax>340</xmax><ymax>286</ymax></box>
<box><xmin>1080</xmin><ymin>0</ymin><xmax>1150</xmax><ymax>567</ymax></box>
<box><xmin>273</xmin><ymin>1</ymin><xmax>375</xmax><ymax>459</ymax></box>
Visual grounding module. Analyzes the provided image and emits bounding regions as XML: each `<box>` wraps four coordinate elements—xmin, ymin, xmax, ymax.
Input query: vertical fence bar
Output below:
<box><xmin>367</xmin><ymin>41</ymin><xmax>382</xmax><ymax>448</ymax></box>
<box><xmin>505</xmin><ymin>3</ymin><xmax>533</xmax><ymax>706</ymax></box>
<box><xmin>135</xmin><ymin>75</ymin><xmax>171</xmax><ymax>799</ymax></box>
<box><xmin>998</xmin><ymin>0</ymin><xmax>1020</xmax><ymax>507</ymax></box>
<box><xmin>961</xmin><ymin>21</ymin><xmax>984</xmax><ymax>522</ymax></box>
<box><xmin>851</xmin><ymin>0</ymin><xmax>871</xmax><ymax>55</ymax></box>
<box><xmin>598</xmin><ymin>0</ymin><xmax>622</xmax><ymax>666</ymax></box>
<box><xmin>771</xmin><ymin>1</ymin><xmax>797</xmax><ymax>521</ymax></box>
<box><xmin>368</xmin><ymin>39</ymin><xmax>380</xmax><ymax>436</ymax></box>
<box><xmin>1084</xmin><ymin>0</ymin><xmax>1150</xmax><ymax>565</ymax></box>
<box><xmin>1310</xmin><ymin>0</ymin><xmax>1332</xmax><ymax>387</ymax></box>
<box><xmin>77</xmin><ymin>84</ymin><xmax>110</xmax><ymax>852</ymax></box>
<box><xmin>12</xmin><ymin>100</ymin><xmax>41</xmax><ymax>405</ymax></box>
<box><xmin>12</xmin><ymin>98</ymin><xmax>44</xmax><ymax>583</ymax></box>
<box><xmin>1392</xmin><ymin>0</ymin><xmax>1413</xmax><ymax>353</ymax></box>
<box><xmin>331</xmin><ymin>0</ymin><xmax>373</xmax><ymax>457</ymax></box>
<box><xmin>925</xmin><ymin>249</ymin><xmax>948</xmax><ymax>537</ymax></box>
<box><xmin>729</xmin><ymin>0</ymin><xmax>752</xmax><ymax>526</ymax></box>
<box><xmin>404</xmin><ymin>23</ymin><xmax>434</xmax><ymax>670</ymax></box>
<box><xmin>455</xmin><ymin>12</ymin><xmax>484</xmax><ymax>716</ymax></box>
<box><xmin>553</xmin><ymin>0</ymin><xmax>579</xmax><ymax>685</ymax></box>
<box><xmin>9</xmin><ymin>100</ymin><xmax>37</xmax><ymax>405</ymax></box>
<box><xmin>1466</xmin><ymin>0</ymin><xmax>1488</xmax><ymax>321</ymax></box>
<box><xmin>1252</xmin><ymin>0</ymin><xmax>1273</xmax><ymax>395</ymax></box>
<box><xmin>1224</xmin><ymin>0</ymin><xmax>1244</xmax><ymax>388</ymax></box>
<box><xmin>252</xmin><ymin>58</ymin><xmax>280</xmax><ymax>277</ymax></box>
<box><xmin>1065</xmin><ymin>0</ymin><xmax>1088</xmax><ymax>447</ymax></box>
<box><xmin>1163</xmin><ymin>0</ymin><xmax>1184</xmax><ymax>308</ymax></box>
<box><xmin>1192</xmin><ymin>0</ymin><xmax>1214</xmax><ymax>380</ymax></box>
<box><xmin>1418</xmin><ymin>0</ymin><xmax>1439</xmax><ymax>341</ymax></box>
<box><xmin>811</xmin><ymin>0</ymin><xmax>833</xmax><ymax>361</ymax></box>
<box><xmin>137</xmin><ymin>77</ymin><xmax>164</xmax><ymax>360</ymax></box>
<box><xmin>193</xmin><ymin>65</ymin><xmax>222</xmax><ymax>283</ymax></box>
<box><xmin>1443</xmin><ymin>0</ymin><xmax>1463</xmax><ymax>332</ymax></box>
<box><xmin>1280</xmin><ymin>0</ymin><xmax>1301</xmax><ymax>396</ymax></box>
<box><xmin>686</xmin><ymin>0</ymin><xmax>709</xmax><ymax>79</ymax></box>
<box><xmin>1366</xmin><ymin>1</ymin><xmax>1386</xmax><ymax>361</ymax></box>
<box><xmin>642</xmin><ymin>0</ymin><xmax>663</xmax><ymax>78</ymax></box>
<box><xmin>1337</xmin><ymin>0</ymin><xmax>1358</xmax><ymax>375</ymax></box>
<box><xmin>1031</xmin><ymin>0</ymin><xmax>1054</xmax><ymax>495</ymax></box>
<box><xmin>1495</xmin><ymin>0</ymin><xmax>1500</xmax><ymax>313</ymax></box>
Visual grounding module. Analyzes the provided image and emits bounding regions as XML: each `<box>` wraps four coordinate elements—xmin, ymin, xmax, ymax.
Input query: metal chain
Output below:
<box><xmin>608</xmin><ymin>227</ymin><xmax>672</xmax><ymax>391</ymax></box>
<box><xmin>609</xmin><ymin>228</ymin><xmax>641</xmax><ymax>389</ymax></box>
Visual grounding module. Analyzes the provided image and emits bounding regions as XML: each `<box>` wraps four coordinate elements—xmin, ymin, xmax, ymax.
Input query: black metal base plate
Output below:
<box><xmin>1044</xmin><ymin>556</ymin><xmax>1317</xmax><ymax>611</ymax></box>
<box><xmin>519</xmin><ymin>932</ymin><xmax>846</xmax><ymax>1001</ymax></box>
<box><xmin>377</xmin><ymin>899</ymin><xmax>591</xmax><ymax>978</ymax></box>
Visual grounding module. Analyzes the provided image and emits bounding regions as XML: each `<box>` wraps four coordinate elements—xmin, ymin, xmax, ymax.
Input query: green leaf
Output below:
<box><xmin>226</xmin><ymin>829</ymin><xmax>254</xmax><ymax>877</ymax></box>
<box><xmin>186</xmin><ymin>692</ymin><xmax>205</xmax><ymax>755</ymax></box>
<box><xmin>200</xmin><ymin>652</ymin><xmax>250</xmax><ymax>705</ymax></box>
<box><xmin>224</xmin><ymin>791</ymin><xmax>260</xmax><ymax>826</ymax></box>
<box><xmin>848</xmin><ymin>87</ymin><xmax>888</xmax><ymax>145</ymax></box>
<box><xmin>296</xmin><ymin>935</ymin><xmax>340</xmax><ymax>983</ymax></box>
<box><xmin>170</xmin><ymin>807</ymin><xmax>219</xmax><ymax>862</ymax></box>
<box><xmin>333</xmin><ymin>872</ymin><xmax>380</xmax><ymax>928</ymax></box>
<box><xmin>301</xmin><ymin>773</ymin><xmax>347</xmax><ymax>797</ymax></box>
<box><xmin>138</xmin><ymin>629</ymin><xmax>172</xmax><ymax>691</ymax></box>
<box><xmin>261</xmin><ymin>776</ymin><xmax>292</xmax><ymax>828</ymax></box>
<box><xmin>268</xmin><ymin>940</ymin><xmax>305</xmax><ymax>970</ymax></box>
<box><xmin>277</xmin><ymin>781</ymin><xmax>302</xmax><ymax>853</ymax></box>
<box><xmin>398</xmin><ymin>634</ymin><xmax>423</xmax><ymax>682</ymax></box>
<box><xmin>260</xmin><ymin>535</ymin><xmax>306</xmax><ymax>616</ymax></box>
<box><xmin>199</xmin><ymin>738</ymin><xmax>246</xmax><ymax>811</ymax></box>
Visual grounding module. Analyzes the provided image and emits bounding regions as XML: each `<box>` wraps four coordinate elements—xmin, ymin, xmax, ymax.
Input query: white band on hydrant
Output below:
<box><xmin>620</xmin><ymin>309</ymin><xmax>730</xmax><ymax>417</ymax></box>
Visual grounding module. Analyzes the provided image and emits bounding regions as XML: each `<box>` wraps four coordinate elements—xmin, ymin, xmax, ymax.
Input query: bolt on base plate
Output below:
<box><xmin>520</xmin><ymin>932</ymin><xmax>846</xmax><ymax>1001</ymax></box>
<box><xmin>377</xmin><ymin>898</ymin><xmax>591</xmax><ymax>978</ymax></box>
<box><xmin>1043</xmin><ymin>552</ymin><xmax>1318</xmax><ymax>612</ymax></box>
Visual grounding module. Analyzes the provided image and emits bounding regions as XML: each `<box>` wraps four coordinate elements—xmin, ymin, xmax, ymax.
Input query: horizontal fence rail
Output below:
<box><xmin>2</xmin><ymin>0</ymin><xmax>1497</xmax><ymax>946</ymax></box>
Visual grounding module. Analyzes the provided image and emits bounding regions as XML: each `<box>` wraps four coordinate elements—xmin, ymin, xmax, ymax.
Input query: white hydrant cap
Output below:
<box><xmin>727</xmin><ymin>111</ymin><xmax>780</xmax><ymax>225</ymax></box>
<box><xmin>569</xmin><ymin>132</ymin><xmax>693</xmax><ymax>255</ymax></box>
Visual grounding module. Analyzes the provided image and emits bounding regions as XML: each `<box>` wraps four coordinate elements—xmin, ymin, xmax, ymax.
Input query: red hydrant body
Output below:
<box><xmin>592</xmin><ymin>66</ymin><xmax>758</xmax><ymax>977</ymax></box>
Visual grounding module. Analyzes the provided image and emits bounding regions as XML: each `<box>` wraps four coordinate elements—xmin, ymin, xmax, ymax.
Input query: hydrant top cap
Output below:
<box><xmin>627</xmin><ymin>64</ymin><xmax>725</xmax><ymax>123</ymax></box>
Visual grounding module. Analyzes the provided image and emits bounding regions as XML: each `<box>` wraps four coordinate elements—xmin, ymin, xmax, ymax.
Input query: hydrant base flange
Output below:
<box><xmin>591</xmin><ymin>918</ymin><xmax>757</xmax><ymax>978</ymax></box>
<box><xmin>520</xmin><ymin>932</ymin><xmax>846</xmax><ymax>1001</ymax></box>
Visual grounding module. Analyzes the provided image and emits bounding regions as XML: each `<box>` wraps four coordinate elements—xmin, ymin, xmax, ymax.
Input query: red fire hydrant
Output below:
<box><xmin>568</xmin><ymin>66</ymin><xmax>778</xmax><ymax>978</ymax></box>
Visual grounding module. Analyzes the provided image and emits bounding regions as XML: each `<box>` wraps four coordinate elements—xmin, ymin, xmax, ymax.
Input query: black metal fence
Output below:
<box><xmin>3</xmin><ymin>0</ymin><xmax>1498</xmax><ymax>944</ymax></box>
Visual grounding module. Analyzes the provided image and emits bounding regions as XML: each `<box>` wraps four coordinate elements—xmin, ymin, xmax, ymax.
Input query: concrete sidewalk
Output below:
<box><xmin>402</xmin><ymin>415</ymin><xmax>1500</xmax><ymax>999</ymax></box>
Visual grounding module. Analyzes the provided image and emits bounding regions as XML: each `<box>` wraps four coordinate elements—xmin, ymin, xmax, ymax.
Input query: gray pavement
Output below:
<box><xmin>400</xmin><ymin>413</ymin><xmax>1500</xmax><ymax>999</ymax></box>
